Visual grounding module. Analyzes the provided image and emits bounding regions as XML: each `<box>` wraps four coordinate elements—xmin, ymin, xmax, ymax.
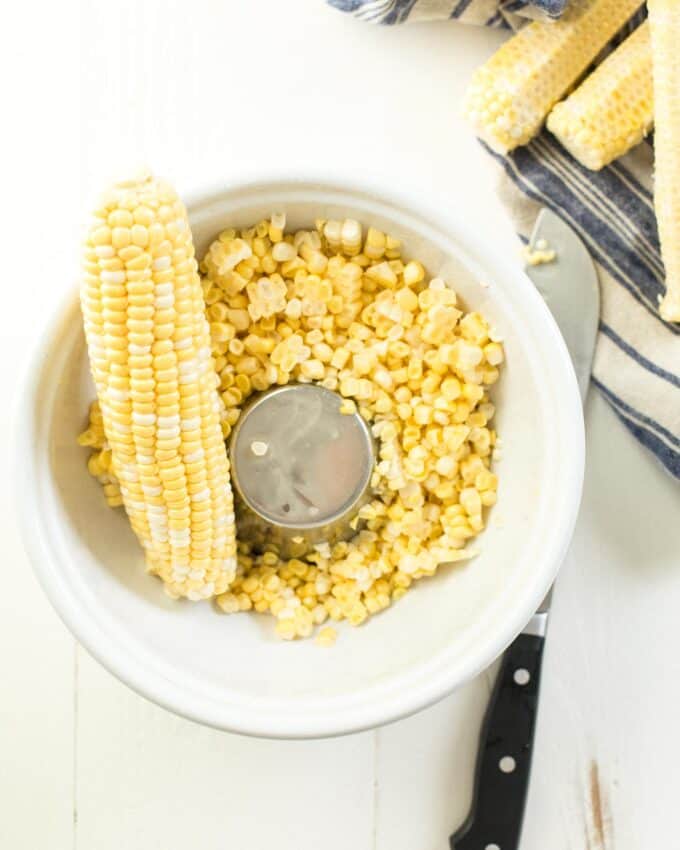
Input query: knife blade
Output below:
<box><xmin>450</xmin><ymin>208</ymin><xmax>600</xmax><ymax>850</ymax></box>
<box><xmin>526</xmin><ymin>208</ymin><xmax>600</xmax><ymax>404</ymax></box>
<box><xmin>524</xmin><ymin>208</ymin><xmax>599</xmax><ymax>639</ymax></box>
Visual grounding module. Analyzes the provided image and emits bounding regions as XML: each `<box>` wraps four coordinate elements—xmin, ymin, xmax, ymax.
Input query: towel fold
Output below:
<box><xmin>328</xmin><ymin>0</ymin><xmax>680</xmax><ymax>479</ymax></box>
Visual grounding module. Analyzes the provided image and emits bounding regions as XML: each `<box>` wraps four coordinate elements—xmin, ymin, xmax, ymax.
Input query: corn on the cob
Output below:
<box><xmin>648</xmin><ymin>0</ymin><xmax>680</xmax><ymax>323</ymax></box>
<box><xmin>463</xmin><ymin>0</ymin><xmax>644</xmax><ymax>155</ymax></box>
<box><xmin>81</xmin><ymin>173</ymin><xmax>237</xmax><ymax>599</ymax></box>
<box><xmin>547</xmin><ymin>22</ymin><xmax>653</xmax><ymax>170</ymax></box>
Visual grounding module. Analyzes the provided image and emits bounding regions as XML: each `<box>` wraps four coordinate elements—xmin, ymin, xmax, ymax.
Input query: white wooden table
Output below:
<box><xmin>3</xmin><ymin>2</ymin><xmax>679</xmax><ymax>848</ymax></box>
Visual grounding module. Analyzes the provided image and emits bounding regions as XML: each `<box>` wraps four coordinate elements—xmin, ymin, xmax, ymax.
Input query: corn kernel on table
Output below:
<box><xmin>3</xmin><ymin>1</ymin><xmax>680</xmax><ymax>848</ymax></box>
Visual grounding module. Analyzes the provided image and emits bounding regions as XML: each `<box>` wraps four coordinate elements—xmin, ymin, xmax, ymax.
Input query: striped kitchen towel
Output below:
<box><xmin>327</xmin><ymin>0</ymin><xmax>569</xmax><ymax>26</ymax></box>
<box><xmin>329</xmin><ymin>0</ymin><xmax>680</xmax><ymax>479</ymax></box>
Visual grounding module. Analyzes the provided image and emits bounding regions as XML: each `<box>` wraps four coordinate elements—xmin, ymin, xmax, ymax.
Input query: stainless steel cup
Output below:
<box><xmin>229</xmin><ymin>384</ymin><xmax>375</xmax><ymax>559</ymax></box>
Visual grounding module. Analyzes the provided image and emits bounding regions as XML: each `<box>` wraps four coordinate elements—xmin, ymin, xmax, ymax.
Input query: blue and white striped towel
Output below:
<box><xmin>329</xmin><ymin>0</ymin><xmax>680</xmax><ymax>479</ymax></box>
<box><xmin>327</xmin><ymin>0</ymin><xmax>569</xmax><ymax>27</ymax></box>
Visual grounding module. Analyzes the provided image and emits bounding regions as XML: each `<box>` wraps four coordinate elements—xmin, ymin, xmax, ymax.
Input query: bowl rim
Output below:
<box><xmin>14</xmin><ymin>169</ymin><xmax>585</xmax><ymax>738</ymax></box>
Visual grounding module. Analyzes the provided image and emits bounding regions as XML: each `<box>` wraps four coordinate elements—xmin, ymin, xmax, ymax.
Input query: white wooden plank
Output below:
<box><xmin>521</xmin><ymin>391</ymin><xmax>680</xmax><ymax>850</ymax></box>
<box><xmin>374</xmin><ymin>393</ymin><xmax>680</xmax><ymax>850</ymax></box>
<box><xmin>374</xmin><ymin>672</ymin><xmax>497</xmax><ymax>850</ymax></box>
<box><xmin>1</xmin><ymin>265</ymin><xmax>77</xmax><ymax>850</ymax></box>
<box><xmin>69</xmin><ymin>1</ymin><xmax>680</xmax><ymax>847</ymax></box>
<box><xmin>0</xmin><ymin>0</ymin><xmax>79</xmax><ymax>844</ymax></box>
<box><xmin>0</xmin><ymin>534</ymin><xmax>75</xmax><ymax>850</ymax></box>
<box><xmin>75</xmin><ymin>651</ymin><xmax>374</xmax><ymax>850</ymax></box>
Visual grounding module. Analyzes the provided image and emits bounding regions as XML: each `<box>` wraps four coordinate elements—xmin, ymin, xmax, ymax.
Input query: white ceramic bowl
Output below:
<box><xmin>15</xmin><ymin>174</ymin><xmax>584</xmax><ymax>738</ymax></box>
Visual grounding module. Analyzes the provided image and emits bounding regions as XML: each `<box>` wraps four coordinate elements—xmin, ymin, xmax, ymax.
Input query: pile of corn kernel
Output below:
<box><xmin>82</xmin><ymin>214</ymin><xmax>502</xmax><ymax>643</ymax></box>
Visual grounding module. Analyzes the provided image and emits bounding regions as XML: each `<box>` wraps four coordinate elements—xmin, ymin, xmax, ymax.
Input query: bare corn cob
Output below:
<box><xmin>81</xmin><ymin>172</ymin><xmax>237</xmax><ymax>599</ymax></box>
<box><xmin>648</xmin><ymin>0</ymin><xmax>680</xmax><ymax>322</ymax></box>
<box><xmin>547</xmin><ymin>22</ymin><xmax>653</xmax><ymax>170</ymax></box>
<box><xmin>464</xmin><ymin>0</ymin><xmax>644</xmax><ymax>155</ymax></box>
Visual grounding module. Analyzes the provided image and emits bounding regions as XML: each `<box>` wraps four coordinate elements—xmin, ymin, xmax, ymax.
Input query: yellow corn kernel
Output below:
<box><xmin>483</xmin><ymin>342</ymin><xmax>504</xmax><ymax>366</ymax></box>
<box><xmin>403</xmin><ymin>261</ymin><xmax>425</xmax><ymax>287</ymax></box>
<box><xmin>272</xmin><ymin>241</ymin><xmax>297</xmax><ymax>263</ymax></box>
<box><xmin>341</xmin><ymin>219</ymin><xmax>362</xmax><ymax>256</ymax></box>
<box><xmin>269</xmin><ymin>212</ymin><xmax>286</xmax><ymax>243</ymax></box>
<box><xmin>299</xmin><ymin>359</ymin><xmax>325</xmax><ymax>381</ymax></box>
<box><xmin>366</xmin><ymin>261</ymin><xmax>398</xmax><ymax>288</ymax></box>
<box><xmin>323</xmin><ymin>220</ymin><xmax>342</xmax><ymax>252</ymax></box>
<box><xmin>364</xmin><ymin>227</ymin><xmax>386</xmax><ymax>260</ymax></box>
<box><xmin>315</xmin><ymin>626</ymin><xmax>338</xmax><ymax>647</ymax></box>
<box><xmin>385</xmin><ymin>236</ymin><xmax>401</xmax><ymax>259</ymax></box>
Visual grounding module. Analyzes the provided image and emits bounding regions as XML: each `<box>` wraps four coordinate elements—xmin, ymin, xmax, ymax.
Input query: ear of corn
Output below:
<box><xmin>648</xmin><ymin>0</ymin><xmax>680</xmax><ymax>323</ymax></box>
<box><xmin>81</xmin><ymin>173</ymin><xmax>237</xmax><ymax>599</ymax></box>
<box><xmin>547</xmin><ymin>22</ymin><xmax>653</xmax><ymax>171</ymax></box>
<box><xmin>463</xmin><ymin>0</ymin><xmax>644</xmax><ymax>155</ymax></box>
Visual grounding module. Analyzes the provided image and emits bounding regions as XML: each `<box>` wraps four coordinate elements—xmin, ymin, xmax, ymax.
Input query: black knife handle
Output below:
<box><xmin>451</xmin><ymin>632</ymin><xmax>545</xmax><ymax>850</ymax></box>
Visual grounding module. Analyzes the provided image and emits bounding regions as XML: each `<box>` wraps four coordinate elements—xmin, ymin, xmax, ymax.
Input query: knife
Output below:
<box><xmin>450</xmin><ymin>208</ymin><xmax>600</xmax><ymax>850</ymax></box>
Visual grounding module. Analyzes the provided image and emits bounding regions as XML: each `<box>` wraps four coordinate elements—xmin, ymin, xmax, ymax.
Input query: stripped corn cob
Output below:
<box><xmin>547</xmin><ymin>22</ymin><xmax>653</xmax><ymax>170</ymax></box>
<box><xmin>81</xmin><ymin>172</ymin><xmax>237</xmax><ymax>599</ymax></box>
<box><xmin>463</xmin><ymin>0</ymin><xmax>644</xmax><ymax>155</ymax></box>
<box><xmin>648</xmin><ymin>0</ymin><xmax>680</xmax><ymax>323</ymax></box>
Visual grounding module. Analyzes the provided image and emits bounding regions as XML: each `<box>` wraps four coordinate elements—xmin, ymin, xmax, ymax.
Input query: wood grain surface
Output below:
<box><xmin>2</xmin><ymin>2</ymin><xmax>678</xmax><ymax>848</ymax></box>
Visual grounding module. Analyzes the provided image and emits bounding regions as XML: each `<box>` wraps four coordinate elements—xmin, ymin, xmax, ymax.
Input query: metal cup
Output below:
<box><xmin>228</xmin><ymin>384</ymin><xmax>375</xmax><ymax>559</ymax></box>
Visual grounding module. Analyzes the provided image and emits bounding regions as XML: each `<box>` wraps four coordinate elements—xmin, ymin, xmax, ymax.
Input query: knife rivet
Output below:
<box><xmin>499</xmin><ymin>756</ymin><xmax>516</xmax><ymax>774</ymax></box>
<box><xmin>513</xmin><ymin>668</ymin><xmax>530</xmax><ymax>686</ymax></box>
<box><xmin>485</xmin><ymin>844</ymin><xmax>501</xmax><ymax>850</ymax></box>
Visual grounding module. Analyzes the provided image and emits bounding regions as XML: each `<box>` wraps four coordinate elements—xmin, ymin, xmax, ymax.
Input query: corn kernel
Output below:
<box><xmin>403</xmin><ymin>261</ymin><xmax>425</xmax><ymax>287</ymax></box>
<box><xmin>300</xmin><ymin>359</ymin><xmax>325</xmax><ymax>381</ymax></box>
<box><xmin>316</xmin><ymin>626</ymin><xmax>338</xmax><ymax>647</ymax></box>
<box><xmin>83</xmin><ymin>202</ymin><xmax>502</xmax><ymax>640</ymax></box>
